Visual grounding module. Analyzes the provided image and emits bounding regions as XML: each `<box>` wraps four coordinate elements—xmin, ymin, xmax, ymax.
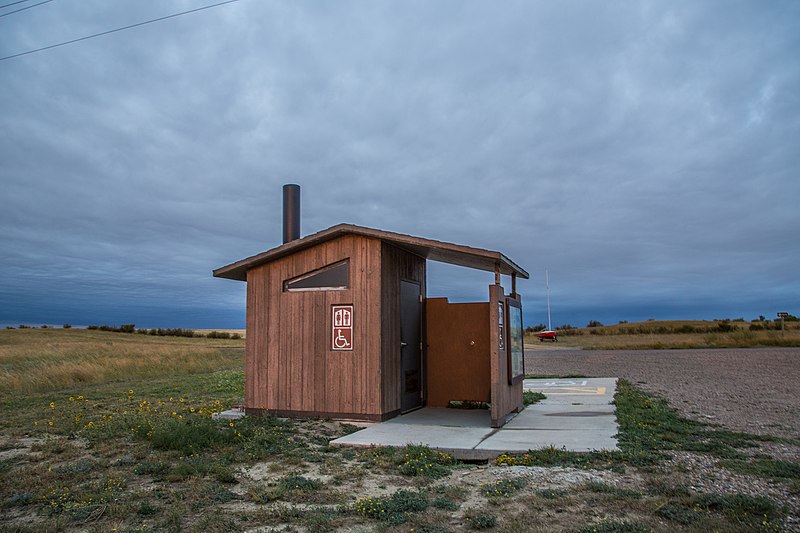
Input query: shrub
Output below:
<box><xmin>279</xmin><ymin>475</ymin><xmax>320</xmax><ymax>492</ymax></box>
<box><xmin>354</xmin><ymin>490</ymin><xmax>427</xmax><ymax>523</ymax></box>
<box><xmin>586</xmin><ymin>320</ymin><xmax>603</xmax><ymax>327</ymax></box>
<box><xmin>466</xmin><ymin>512</ymin><xmax>496</xmax><ymax>529</ymax></box>
<box><xmin>523</xmin><ymin>391</ymin><xmax>546</xmax><ymax>406</ymax></box>
<box><xmin>147</xmin><ymin>417</ymin><xmax>236</xmax><ymax>455</ymax></box>
<box><xmin>716</xmin><ymin>320</ymin><xmax>736</xmax><ymax>332</ymax></box>
<box><xmin>387</xmin><ymin>489</ymin><xmax>428</xmax><ymax>513</ymax></box>
<box><xmin>62</xmin><ymin>324</ymin><xmax>72</xmax><ymax>329</ymax></box>
<box><xmin>480</xmin><ymin>478</ymin><xmax>526</xmax><ymax>497</ymax></box>
<box><xmin>432</xmin><ymin>497</ymin><xmax>459</xmax><ymax>510</ymax></box>
<box><xmin>397</xmin><ymin>444</ymin><xmax>455</xmax><ymax>478</ymax></box>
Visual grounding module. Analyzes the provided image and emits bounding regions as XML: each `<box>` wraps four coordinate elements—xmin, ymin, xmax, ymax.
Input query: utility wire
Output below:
<box><xmin>0</xmin><ymin>0</ymin><xmax>53</xmax><ymax>17</ymax></box>
<box><xmin>0</xmin><ymin>0</ymin><xmax>243</xmax><ymax>62</ymax></box>
<box><xmin>0</xmin><ymin>0</ymin><xmax>35</xmax><ymax>9</ymax></box>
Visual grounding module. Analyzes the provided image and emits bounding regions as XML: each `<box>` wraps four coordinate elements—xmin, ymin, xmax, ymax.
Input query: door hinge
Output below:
<box><xmin>419</xmin><ymin>294</ymin><xmax>423</xmax><ymax>303</ymax></box>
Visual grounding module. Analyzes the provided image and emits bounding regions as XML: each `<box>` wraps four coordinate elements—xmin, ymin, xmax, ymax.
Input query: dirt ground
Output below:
<box><xmin>525</xmin><ymin>346</ymin><xmax>800</xmax><ymax>440</ymax></box>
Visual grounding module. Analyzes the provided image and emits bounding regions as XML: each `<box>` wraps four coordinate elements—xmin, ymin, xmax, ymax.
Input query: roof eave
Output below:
<box><xmin>212</xmin><ymin>223</ymin><xmax>529</xmax><ymax>281</ymax></box>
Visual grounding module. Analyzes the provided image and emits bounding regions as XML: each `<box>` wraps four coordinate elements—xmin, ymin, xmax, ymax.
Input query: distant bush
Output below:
<box><xmin>5</xmin><ymin>326</ymin><xmax>15</xmax><ymax>329</ymax></box>
<box><xmin>137</xmin><ymin>328</ymin><xmax>197</xmax><ymax>338</ymax></box>
<box><xmin>40</xmin><ymin>325</ymin><xmax>49</xmax><ymax>329</ymax></box>
<box><xmin>62</xmin><ymin>324</ymin><xmax>72</xmax><ymax>329</ymax></box>
<box><xmin>205</xmin><ymin>331</ymin><xmax>243</xmax><ymax>339</ymax></box>
<box><xmin>18</xmin><ymin>325</ymin><xmax>30</xmax><ymax>329</ymax></box>
<box><xmin>716</xmin><ymin>320</ymin><xmax>735</xmax><ymax>332</ymax></box>
<box><xmin>78</xmin><ymin>325</ymin><xmax>241</xmax><ymax>339</ymax></box>
<box><xmin>587</xmin><ymin>320</ymin><xmax>603</xmax><ymax>328</ymax></box>
<box><xmin>525</xmin><ymin>324</ymin><xmax>546</xmax><ymax>333</ymax></box>
<box><xmin>87</xmin><ymin>324</ymin><xmax>138</xmax><ymax>334</ymax></box>
<box><xmin>557</xmin><ymin>324</ymin><xmax>582</xmax><ymax>336</ymax></box>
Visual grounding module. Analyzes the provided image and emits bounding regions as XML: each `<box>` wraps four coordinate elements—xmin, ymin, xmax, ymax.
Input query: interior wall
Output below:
<box><xmin>425</xmin><ymin>297</ymin><xmax>490</xmax><ymax>407</ymax></box>
<box><xmin>380</xmin><ymin>243</ymin><xmax>426</xmax><ymax>414</ymax></box>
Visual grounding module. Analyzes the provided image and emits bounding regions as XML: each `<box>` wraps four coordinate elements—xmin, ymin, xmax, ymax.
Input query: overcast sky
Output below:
<box><xmin>1</xmin><ymin>0</ymin><xmax>798</xmax><ymax>329</ymax></box>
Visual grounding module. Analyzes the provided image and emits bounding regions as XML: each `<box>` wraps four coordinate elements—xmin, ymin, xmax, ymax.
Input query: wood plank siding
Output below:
<box><xmin>380</xmin><ymin>242</ymin><xmax>426</xmax><ymax>414</ymax></box>
<box><xmin>245</xmin><ymin>234</ymin><xmax>384</xmax><ymax>419</ymax></box>
<box><xmin>489</xmin><ymin>284</ymin><xmax>524</xmax><ymax>427</ymax></box>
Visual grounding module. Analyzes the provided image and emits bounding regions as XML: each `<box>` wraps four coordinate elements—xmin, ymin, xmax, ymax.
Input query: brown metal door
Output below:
<box><xmin>400</xmin><ymin>280</ymin><xmax>422</xmax><ymax>412</ymax></box>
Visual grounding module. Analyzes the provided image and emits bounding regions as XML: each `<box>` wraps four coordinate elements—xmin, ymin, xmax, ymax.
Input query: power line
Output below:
<box><xmin>0</xmin><ymin>0</ymin><xmax>36</xmax><ymax>9</ymax></box>
<box><xmin>0</xmin><ymin>0</ymin><xmax>243</xmax><ymax>62</ymax></box>
<box><xmin>0</xmin><ymin>0</ymin><xmax>53</xmax><ymax>17</ymax></box>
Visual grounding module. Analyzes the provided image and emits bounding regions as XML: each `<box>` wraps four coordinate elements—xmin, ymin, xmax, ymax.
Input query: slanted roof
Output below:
<box><xmin>213</xmin><ymin>223</ymin><xmax>529</xmax><ymax>281</ymax></box>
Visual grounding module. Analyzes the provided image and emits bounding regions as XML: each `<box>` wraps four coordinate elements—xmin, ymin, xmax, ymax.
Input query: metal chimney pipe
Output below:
<box><xmin>282</xmin><ymin>184</ymin><xmax>300</xmax><ymax>244</ymax></box>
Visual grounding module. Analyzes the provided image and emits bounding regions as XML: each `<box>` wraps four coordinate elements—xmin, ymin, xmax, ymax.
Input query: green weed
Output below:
<box><xmin>719</xmin><ymin>457</ymin><xmax>800</xmax><ymax>482</ymax></box>
<box><xmin>480</xmin><ymin>478</ymin><xmax>527</xmax><ymax>497</ymax></box>
<box><xmin>398</xmin><ymin>444</ymin><xmax>456</xmax><ymax>479</ymax></box>
<box><xmin>523</xmin><ymin>391</ymin><xmax>546</xmax><ymax>406</ymax></box>
<box><xmin>465</xmin><ymin>512</ymin><xmax>497</xmax><ymax>529</ymax></box>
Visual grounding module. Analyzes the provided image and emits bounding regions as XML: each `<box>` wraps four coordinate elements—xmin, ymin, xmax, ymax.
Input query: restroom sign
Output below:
<box><xmin>332</xmin><ymin>305</ymin><xmax>353</xmax><ymax>351</ymax></box>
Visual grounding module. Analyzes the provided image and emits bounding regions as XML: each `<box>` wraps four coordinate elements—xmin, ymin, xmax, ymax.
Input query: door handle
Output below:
<box><xmin>401</xmin><ymin>342</ymin><xmax>408</xmax><ymax>347</ymax></box>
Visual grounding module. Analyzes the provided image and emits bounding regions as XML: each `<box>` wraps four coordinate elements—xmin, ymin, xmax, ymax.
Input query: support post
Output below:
<box><xmin>494</xmin><ymin>264</ymin><xmax>501</xmax><ymax>286</ymax></box>
<box><xmin>511</xmin><ymin>273</ymin><xmax>517</xmax><ymax>297</ymax></box>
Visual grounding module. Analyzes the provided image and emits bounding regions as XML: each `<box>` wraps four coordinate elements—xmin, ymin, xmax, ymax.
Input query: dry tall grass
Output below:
<box><xmin>0</xmin><ymin>328</ymin><xmax>244</xmax><ymax>394</ymax></box>
<box><xmin>526</xmin><ymin>319</ymin><xmax>800</xmax><ymax>350</ymax></box>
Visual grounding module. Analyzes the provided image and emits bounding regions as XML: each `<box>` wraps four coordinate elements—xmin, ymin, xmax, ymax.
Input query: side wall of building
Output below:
<box><xmin>489</xmin><ymin>284</ymin><xmax>524</xmax><ymax>427</ymax></box>
<box><xmin>245</xmin><ymin>234</ymin><xmax>384</xmax><ymax>419</ymax></box>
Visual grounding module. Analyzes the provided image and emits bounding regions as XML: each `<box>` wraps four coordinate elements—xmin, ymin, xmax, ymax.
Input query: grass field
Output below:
<box><xmin>1</xmin><ymin>328</ymin><xmax>798</xmax><ymax>531</ymax></box>
<box><xmin>526</xmin><ymin>319</ymin><xmax>800</xmax><ymax>350</ymax></box>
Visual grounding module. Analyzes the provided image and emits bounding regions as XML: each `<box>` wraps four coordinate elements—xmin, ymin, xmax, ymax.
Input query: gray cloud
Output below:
<box><xmin>1</xmin><ymin>0</ymin><xmax>798</xmax><ymax>328</ymax></box>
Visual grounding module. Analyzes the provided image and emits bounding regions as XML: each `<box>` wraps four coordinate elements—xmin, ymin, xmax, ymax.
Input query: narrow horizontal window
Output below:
<box><xmin>284</xmin><ymin>260</ymin><xmax>350</xmax><ymax>292</ymax></box>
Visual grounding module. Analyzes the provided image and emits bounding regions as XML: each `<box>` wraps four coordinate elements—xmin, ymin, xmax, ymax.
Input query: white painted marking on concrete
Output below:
<box><xmin>543</xmin><ymin>380</ymin><xmax>588</xmax><ymax>386</ymax></box>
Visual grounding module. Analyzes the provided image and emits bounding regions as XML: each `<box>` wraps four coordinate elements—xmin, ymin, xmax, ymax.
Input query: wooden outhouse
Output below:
<box><xmin>214</xmin><ymin>222</ymin><xmax>530</xmax><ymax>427</ymax></box>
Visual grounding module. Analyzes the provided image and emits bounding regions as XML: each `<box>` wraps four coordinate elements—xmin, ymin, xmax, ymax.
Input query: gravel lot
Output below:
<box><xmin>525</xmin><ymin>346</ymin><xmax>800</xmax><ymax>440</ymax></box>
<box><xmin>526</xmin><ymin>346</ymin><xmax>800</xmax><ymax>529</ymax></box>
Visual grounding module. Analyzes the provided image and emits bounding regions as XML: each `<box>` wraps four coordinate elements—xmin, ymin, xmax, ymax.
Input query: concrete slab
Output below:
<box><xmin>212</xmin><ymin>408</ymin><xmax>246</xmax><ymax>420</ymax></box>
<box><xmin>379</xmin><ymin>407</ymin><xmax>491</xmax><ymax>428</ymax></box>
<box><xmin>523</xmin><ymin>377</ymin><xmax>618</xmax><ymax>407</ymax></box>
<box><xmin>505</xmin><ymin>407</ymin><xmax>616</xmax><ymax>431</ymax></box>
<box><xmin>331</xmin><ymin>423</ymin><xmax>494</xmax><ymax>450</ymax></box>
<box><xmin>330</xmin><ymin>377</ymin><xmax>620</xmax><ymax>459</ymax></box>
<box><xmin>476</xmin><ymin>426</ymin><xmax>619</xmax><ymax>453</ymax></box>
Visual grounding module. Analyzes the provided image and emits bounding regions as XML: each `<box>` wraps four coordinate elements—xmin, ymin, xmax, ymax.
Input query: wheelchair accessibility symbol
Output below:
<box><xmin>331</xmin><ymin>305</ymin><xmax>353</xmax><ymax>351</ymax></box>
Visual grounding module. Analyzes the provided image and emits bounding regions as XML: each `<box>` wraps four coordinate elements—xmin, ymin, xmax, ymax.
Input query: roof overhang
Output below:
<box><xmin>213</xmin><ymin>223</ymin><xmax>529</xmax><ymax>282</ymax></box>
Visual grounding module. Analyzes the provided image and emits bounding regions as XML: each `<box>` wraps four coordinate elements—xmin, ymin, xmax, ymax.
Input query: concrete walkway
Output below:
<box><xmin>330</xmin><ymin>377</ymin><xmax>618</xmax><ymax>460</ymax></box>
